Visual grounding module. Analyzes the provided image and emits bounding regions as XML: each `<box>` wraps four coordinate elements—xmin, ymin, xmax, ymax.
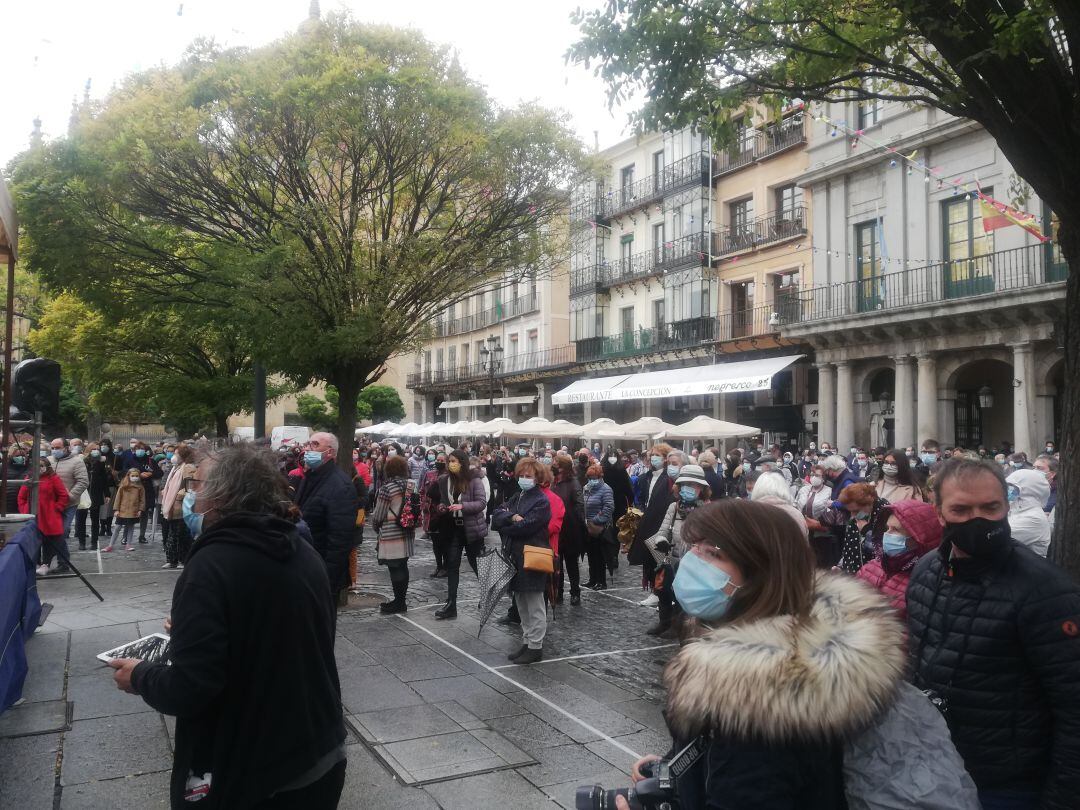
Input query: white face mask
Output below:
<box><xmin>810</xmin><ymin>475</ymin><xmax>824</xmax><ymax>488</ymax></box>
<box><xmin>607</xmin><ymin>456</ymin><xmax>618</xmax><ymax>465</ymax></box>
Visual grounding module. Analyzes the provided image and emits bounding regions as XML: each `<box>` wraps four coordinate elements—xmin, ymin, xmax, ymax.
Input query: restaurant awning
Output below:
<box><xmin>551</xmin><ymin>355</ymin><xmax>803</xmax><ymax>405</ymax></box>
<box><xmin>438</xmin><ymin>395</ymin><xmax>536</xmax><ymax>410</ymax></box>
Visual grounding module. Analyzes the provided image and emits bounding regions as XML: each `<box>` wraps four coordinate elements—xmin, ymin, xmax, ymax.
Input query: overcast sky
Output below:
<box><xmin>1</xmin><ymin>0</ymin><xmax>635</xmax><ymax>167</ymax></box>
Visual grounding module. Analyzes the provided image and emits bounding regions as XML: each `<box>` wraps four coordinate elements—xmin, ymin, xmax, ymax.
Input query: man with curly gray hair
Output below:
<box><xmin>107</xmin><ymin>444</ymin><xmax>347</xmax><ymax>808</ymax></box>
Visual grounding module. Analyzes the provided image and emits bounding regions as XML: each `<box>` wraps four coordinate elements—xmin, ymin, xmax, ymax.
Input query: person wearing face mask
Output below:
<box><xmin>104</xmin><ymin>467</ymin><xmax>147</xmax><ymax>552</ymax></box>
<box><xmin>22</xmin><ymin>457</ymin><xmax>71</xmax><ymax>575</ymax></box>
<box><xmin>911</xmin><ymin>439</ymin><xmax>942</xmax><ymax>487</ymax></box>
<box><xmin>294</xmin><ymin>432</ymin><xmax>360</xmax><ymax>603</ymax></box>
<box><xmin>421</xmin><ymin>453</ymin><xmax>448</xmax><ymax>576</ymax></box>
<box><xmin>628</xmin><ymin>445</ymin><xmax>676</xmax><ymax>608</ymax></box>
<box><xmin>115</xmin><ymin>437</ymin><xmax>142</xmax><ymax>474</ymax></box>
<box><xmin>629</xmin><ymin>500</ymin><xmax>916</xmax><ymax>810</ymax></box>
<box><xmin>369</xmin><ymin>453</ymin><xmax>416</xmax><ymax>614</ymax></box>
<box><xmin>695</xmin><ymin>450</ymin><xmax>724</xmax><ymax>499</ymax></box>
<box><xmin>428</xmin><ymin>450</ymin><xmax>488</xmax><ymax>619</ymax></box>
<box><xmin>645</xmin><ymin>465</ymin><xmax>711</xmax><ymax>638</ymax></box>
<box><xmin>855</xmin><ymin>500</ymin><xmax>942</xmax><ymax>619</ymax></box>
<box><xmin>1033</xmin><ymin>455</ymin><xmax>1058</xmax><ymax>515</ymax></box>
<box><xmin>49</xmin><ymin>437</ymin><xmax>89</xmax><ymax>553</ymax></box>
<box><xmin>1007</xmin><ymin>451</ymin><xmax>1030</xmax><ymax>471</ymax></box>
<box><xmin>129</xmin><ymin>441</ymin><xmax>164</xmax><ymax>544</ymax></box>
<box><xmin>1004</xmin><ymin>468</ymin><xmax>1052</xmax><ymax>557</ymax></box>
<box><xmin>750</xmin><ymin>471</ymin><xmax>808</xmax><ymax>540</ymax></box>
<box><xmin>408</xmin><ymin>445</ymin><xmax>430</xmax><ymax>488</ymax></box>
<box><xmin>491</xmin><ymin>458</ymin><xmax>552</xmax><ymax>664</ymax></box>
<box><xmin>816</xmin><ymin>482</ymin><xmax>889</xmax><ymax>574</ymax></box>
<box><xmin>797</xmin><ymin>463</ymin><xmax>840</xmax><ymax>568</ymax></box>
<box><xmin>874</xmin><ymin>448</ymin><xmax>925</xmax><ymax>504</ymax></box>
<box><xmin>106</xmin><ymin>445</ymin><xmax>347</xmax><ymax>810</ymax></box>
<box><xmin>5</xmin><ymin>443</ymin><xmax>29</xmax><ymax>515</ymax></box>
<box><xmin>582</xmin><ymin>462</ymin><xmax>614</xmax><ymax>592</ymax></box>
<box><xmin>158</xmin><ymin>444</ymin><xmax>199</xmax><ymax>568</ymax></box>
<box><xmin>907</xmin><ymin>459</ymin><xmax>1080</xmax><ymax>810</ymax></box>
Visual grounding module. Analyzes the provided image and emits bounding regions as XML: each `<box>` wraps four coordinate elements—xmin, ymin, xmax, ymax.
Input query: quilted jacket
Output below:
<box><xmin>907</xmin><ymin>534</ymin><xmax>1080</xmax><ymax>806</ymax></box>
<box><xmin>856</xmin><ymin>499</ymin><xmax>941</xmax><ymax>619</ymax></box>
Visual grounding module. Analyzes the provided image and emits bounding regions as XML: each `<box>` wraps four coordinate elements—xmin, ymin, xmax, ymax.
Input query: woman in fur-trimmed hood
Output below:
<box><xmin>634</xmin><ymin>499</ymin><xmax>906</xmax><ymax>809</ymax></box>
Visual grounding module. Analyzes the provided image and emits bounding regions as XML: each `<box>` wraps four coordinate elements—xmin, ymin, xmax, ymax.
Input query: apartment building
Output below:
<box><xmin>785</xmin><ymin>99</ymin><xmax>1066</xmax><ymax>455</ymax></box>
<box><xmin>406</xmin><ymin>261</ymin><xmax>572</xmax><ymax>424</ymax></box>
<box><xmin>560</xmin><ymin>109</ymin><xmax>815</xmax><ymax>445</ymax></box>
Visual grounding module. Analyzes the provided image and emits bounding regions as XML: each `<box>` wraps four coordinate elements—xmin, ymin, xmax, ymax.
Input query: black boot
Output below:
<box><xmin>646</xmin><ymin>596</ymin><xmax>673</xmax><ymax>636</ymax></box>
<box><xmin>435</xmin><ymin>601</ymin><xmax>457</xmax><ymax>620</ymax></box>
<box><xmin>380</xmin><ymin>577</ymin><xmax>408</xmax><ymax>614</ymax></box>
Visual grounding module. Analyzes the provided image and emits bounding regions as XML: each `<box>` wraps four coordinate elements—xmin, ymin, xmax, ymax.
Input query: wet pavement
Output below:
<box><xmin>0</xmin><ymin>526</ymin><xmax>674</xmax><ymax>809</ymax></box>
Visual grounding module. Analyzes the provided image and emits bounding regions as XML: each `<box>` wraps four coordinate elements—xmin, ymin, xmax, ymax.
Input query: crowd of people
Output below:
<box><xmin>41</xmin><ymin>426</ymin><xmax>1069</xmax><ymax>810</ymax></box>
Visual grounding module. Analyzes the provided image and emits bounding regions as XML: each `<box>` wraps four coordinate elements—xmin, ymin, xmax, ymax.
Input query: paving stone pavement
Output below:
<box><xmin>0</xmin><ymin>527</ymin><xmax>674</xmax><ymax>808</ymax></box>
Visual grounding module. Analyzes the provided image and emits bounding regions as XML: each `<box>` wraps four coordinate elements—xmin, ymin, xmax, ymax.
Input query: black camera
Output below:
<box><xmin>575</xmin><ymin>759</ymin><xmax>674</xmax><ymax>810</ymax></box>
<box><xmin>575</xmin><ymin>737</ymin><xmax>705</xmax><ymax>810</ymax></box>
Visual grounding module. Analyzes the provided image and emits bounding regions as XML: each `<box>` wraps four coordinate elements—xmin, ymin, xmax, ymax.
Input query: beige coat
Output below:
<box><xmin>112</xmin><ymin>477</ymin><xmax>146</xmax><ymax>519</ymax></box>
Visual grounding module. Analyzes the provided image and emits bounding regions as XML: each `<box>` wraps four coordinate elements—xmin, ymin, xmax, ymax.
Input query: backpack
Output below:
<box><xmin>843</xmin><ymin>682</ymin><xmax>980</xmax><ymax>809</ymax></box>
<box><xmin>393</xmin><ymin>480</ymin><xmax>420</xmax><ymax>530</ymax></box>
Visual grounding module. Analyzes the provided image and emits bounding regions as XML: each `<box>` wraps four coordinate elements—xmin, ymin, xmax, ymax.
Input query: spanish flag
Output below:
<box><xmin>978</xmin><ymin>193</ymin><xmax>1050</xmax><ymax>243</ymax></box>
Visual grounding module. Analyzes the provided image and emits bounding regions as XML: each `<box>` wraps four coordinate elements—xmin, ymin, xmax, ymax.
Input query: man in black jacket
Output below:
<box><xmin>907</xmin><ymin>457</ymin><xmax>1080</xmax><ymax>810</ymax></box>
<box><xmin>295</xmin><ymin>432</ymin><xmax>359</xmax><ymax>597</ymax></box>
<box><xmin>108</xmin><ymin>445</ymin><xmax>346</xmax><ymax>809</ymax></box>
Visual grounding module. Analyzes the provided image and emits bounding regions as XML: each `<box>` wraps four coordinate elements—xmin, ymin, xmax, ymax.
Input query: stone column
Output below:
<box><xmin>835</xmin><ymin>361</ymin><xmax>855</xmax><ymax>453</ymax></box>
<box><xmin>1011</xmin><ymin>342</ymin><xmax>1035</xmax><ymax>457</ymax></box>
<box><xmin>817</xmin><ymin>363</ymin><xmax>836</xmax><ymax>446</ymax></box>
<box><xmin>583</xmin><ymin>401</ymin><xmax>596</xmax><ymax>424</ymax></box>
<box><xmin>853</xmin><ymin>390</ymin><xmax>872</xmax><ymax>450</ymax></box>
<box><xmin>915</xmin><ymin>352</ymin><xmax>938</xmax><ymax>446</ymax></box>
<box><xmin>937</xmin><ymin>392</ymin><xmax>956</xmax><ymax>448</ymax></box>
<box><xmin>536</xmin><ymin>383</ymin><xmax>554</xmax><ymax>421</ymax></box>
<box><xmin>642</xmin><ymin>399</ymin><xmax>662</xmax><ymax>418</ymax></box>
<box><xmin>893</xmin><ymin>356</ymin><xmax>915</xmax><ymax>449</ymax></box>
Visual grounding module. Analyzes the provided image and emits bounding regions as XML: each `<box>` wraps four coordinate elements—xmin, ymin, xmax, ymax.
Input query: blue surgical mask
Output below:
<box><xmin>518</xmin><ymin>476</ymin><xmax>535</xmax><ymax>491</ymax></box>
<box><xmin>540</xmin><ymin>457</ymin><xmax>552</xmax><ymax>465</ymax></box>
<box><xmin>182</xmin><ymin>489</ymin><xmax>204</xmax><ymax>538</ymax></box>
<box><xmin>882</xmin><ymin>531</ymin><xmax>910</xmax><ymax>556</ymax></box>
<box><xmin>304</xmin><ymin>450</ymin><xmax>324</xmax><ymax>469</ymax></box>
<box><xmin>166</xmin><ymin>453</ymin><xmax>174</xmax><ymax>461</ymax></box>
<box><xmin>679</xmin><ymin>485</ymin><xmax>698</xmax><ymax>503</ymax></box>
<box><xmin>855</xmin><ymin>510</ymin><xmax>870</xmax><ymax>520</ymax></box>
<box><xmin>919</xmin><ymin>453</ymin><xmax>937</xmax><ymax>466</ymax></box>
<box><xmin>135</xmin><ymin>449</ymin><xmax>147</xmax><ymax>458</ymax></box>
<box><xmin>586</xmin><ymin>479</ymin><xmax>600</xmax><ymax>490</ymax></box>
<box><xmin>650</xmin><ymin>455</ymin><xmax>663</xmax><ymax>469</ymax></box>
<box><xmin>90</xmin><ymin>450</ymin><xmax>101</xmax><ymax>458</ymax></box>
<box><xmin>427</xmin><ymin>454</ymin><xmax>435</xmax><ymax>462</ymax></box>
<box><xmin>517</xmin><ymin>448</ymin><xmax>528</xmax><ymax>457</ymax></box>
<box><xmin>742</xmin><ymin>462</ymin><xmax>751</xmax><ymax>472</ymax></box>
<box><xmin>1007</xmin><ymin>485</ymin><xmax>1020</xmax><ymax>503</ymax></box>
<box><xmin>51</xmin><ymin>449</ymin><xmax>64</xmax><ymax>459</ymax></box>
<box><xmin>673</xmin><ymin>550</ymin><xmax>740</xmax><ymax>621</ymax></box>
<box><xmin>667</xmin><ymin>465</ymin><xmax>681</xmax><ymax>479</ymax></box>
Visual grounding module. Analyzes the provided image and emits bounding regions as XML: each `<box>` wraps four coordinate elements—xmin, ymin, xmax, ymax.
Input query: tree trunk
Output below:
<box><xmin>334</xmin><ymin>372</ymin><xmax>362</xmax><ymax>475</ymax></box>
<box><xmin>1050</xmin><ymin>213</ymin><xmax>1080</xmax><ymax>582</ymax></box>
<box><xmin>215</xmin><ymin>411</ymin><xmax>229</xmax><ymax>440</ymax></box>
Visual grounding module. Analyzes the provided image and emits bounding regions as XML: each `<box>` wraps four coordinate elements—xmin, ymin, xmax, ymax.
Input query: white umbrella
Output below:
<box><xmin>597</xmin><ymin>416</ymin><xmax>675</xmax><ymax>439</ymax></box>
<box><xmin>406</xmin><ymin>422</ymin><xmax>437</xmax><ymax>438</ymax></box>
<box><xmin>357</xmin><ymin>421</ymin><xmax>399</xmax><ymax>435</ymax></box>
<box><xmin>438</xmin><ymin>420</ymin><xmax>477</xmax><ymax>437</ymax></box>
<box><xmin>653</xmin><ymin>414</ymin><xmax>761</xmax><ymax>441</ymax></box>
<box><xmin>580</xmin><ymin>417</ymin><xmax>623</xmax><ymax>437</ymax></box>
<box><xmin>472</xmin><ymin>417</ymin><xmax>516</xmax><ymax>437</ymax></box>
<box><xmin>504</xmin><ymin>417</ymin><xmax>584</xmax><ymax>439</ymax></box>
<box><xmin>387</xmin><ymin>422</ymin><xmax>419</xmax><ymax>436</ymax></box>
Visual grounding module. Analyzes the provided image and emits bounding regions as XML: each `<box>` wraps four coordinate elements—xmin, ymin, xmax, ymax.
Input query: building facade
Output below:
<box><xmin>788</xmin><ymin>99</ymin><xmax>1066</xmax><ymax>456</ymax></box>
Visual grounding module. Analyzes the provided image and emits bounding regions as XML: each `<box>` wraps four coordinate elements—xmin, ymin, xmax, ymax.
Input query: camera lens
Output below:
<box><xmin>574</xmin><ymin>785</ymin><xmax>603</xmax><ymax>810</ymax></box>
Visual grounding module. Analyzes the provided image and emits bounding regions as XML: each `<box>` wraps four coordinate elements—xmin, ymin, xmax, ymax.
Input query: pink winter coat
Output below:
<box><xmin>856</xmin><ymin>499</ymin><xmax>942</xmax><ymax>619</ymax></box>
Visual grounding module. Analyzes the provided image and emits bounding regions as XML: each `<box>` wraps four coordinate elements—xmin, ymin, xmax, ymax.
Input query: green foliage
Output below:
<box><xmin>12</xmin><ymin>14</ymin><xmax>585</xmax><ymax>461</ymax></box>
<box><xmin>58</xmin><ymin>379</ymin><xmax>88</xmax><ymax>435</ymax></box>
<box><xmin>358</xmin><ymin>384</ymin><xmax>405</xmax><ymax>423</ymax></box>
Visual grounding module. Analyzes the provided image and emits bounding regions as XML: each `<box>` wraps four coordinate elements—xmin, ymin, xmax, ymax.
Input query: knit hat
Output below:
<box><xmin>675</xmin><ymin>464</ymin><xmax>708</xmax><ymax>487</ymax></box>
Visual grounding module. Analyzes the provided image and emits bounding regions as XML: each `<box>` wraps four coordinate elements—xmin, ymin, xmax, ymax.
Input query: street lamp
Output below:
<box><xmin>479</xmin><ymin>336</ymin><xmax>504</xmax><ymax>417</ymax></box>
<box><xmin>978</xmin><ymin>385</ymin><xmax>994</xmax><ymax>409</ymax></box>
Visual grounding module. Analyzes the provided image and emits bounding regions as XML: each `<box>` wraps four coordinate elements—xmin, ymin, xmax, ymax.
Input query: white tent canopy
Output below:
<box><xmin>357</xmin><ymin>421</ymin><xmax>400</xmax><ymax>436</ymax></box>
<box><xmin>472</xmin><ymin>417</ymin><xmax>516</xmax><ymax>436</ymax></box>
<box><xmin>596</xmin><ymin>416</ymin><xmax>675</xmax><ymax>439</ymax></box>
<box><xmin>579</xmin><ymin>417</ymin><xmax>622</xmax><ymax>437</ymax></box>
<box><xmin>387</xmin><ymin>422</ymin><xmax>420</xmax><ymax>436</ymax></box>
<box><xmin>653</xmin><ymin>414</ymin><xmax>760</xmax><ymax>440</ymax></box>
<box><xmin>502</xmin><ymin>417</ymin><xmax>585</xmax><ymax>439</ymax></box>
<box><xmin>438</xmin><ymin>396</ymin><xmax>536</xmax><ymax>410</ymax></box>
<box><xmin>551</xmin><ymin>355</ymin><xmax>804</xmax><ymax>405</ymax></box>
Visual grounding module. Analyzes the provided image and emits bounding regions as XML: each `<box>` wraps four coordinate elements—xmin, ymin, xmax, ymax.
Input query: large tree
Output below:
<box><xmin>14</xmin><ymin>16</ymin><xmax>582</xmax><ymax>471</ymax></box>
<box><xmin>29</xmin><ymin>293</ymin><xmax>281</xmax><ymax>437</ymax></box>
<box><xmin>572</xmin><ymin>0</ymin><xmax>1080</xmax><ymax>578</ymax></box>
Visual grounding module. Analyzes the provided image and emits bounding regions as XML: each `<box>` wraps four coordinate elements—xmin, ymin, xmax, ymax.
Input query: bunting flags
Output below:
<box><xmin>978</xmin><ymin>193</ymin><xmax>1050</xmax><ymax>243</ymax></box>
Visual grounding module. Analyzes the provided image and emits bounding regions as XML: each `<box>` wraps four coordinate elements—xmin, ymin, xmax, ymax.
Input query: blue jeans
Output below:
<box><xmin>978</xmin><ymin>789</ymin><xmax>1040</xmax><ymax>810</ymax></box>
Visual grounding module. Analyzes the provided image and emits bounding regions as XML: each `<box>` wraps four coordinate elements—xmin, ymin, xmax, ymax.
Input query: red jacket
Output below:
<box><xmin>856</xmin><ymin>499</ymin><xmax>942</xmax><ymax>619</ymax></box>
<box><xmin>353</xmin><ymin>461</ymin><xmax>372</xmax><ymax>487</ymax></box>
<box><xmin>542</xmin><ymin>486</ymin><xmax>565</xmax><ymax>557</ymax></box>
<box><xmin>19</xmin><ymin>472</ymin><xmax>69</xmax><ymax>536</ymax></box>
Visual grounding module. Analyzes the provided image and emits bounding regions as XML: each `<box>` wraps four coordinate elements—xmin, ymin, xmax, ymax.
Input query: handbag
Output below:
<box><xmin>522</xmin><ymin>544</ymin><xmax>556</xmax><ymax>574</ymax></box>
<box><xmin>586</xmin><ymin>520</ymin><xmax>606</xmax><ymax>538</ymax></box>
<box><xmin>79</xmin><ymin>489</ymin><xmax>92</xmax><ymax>510</ymax></box>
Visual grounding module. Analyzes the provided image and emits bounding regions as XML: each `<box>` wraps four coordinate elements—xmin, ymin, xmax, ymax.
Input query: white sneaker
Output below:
<box><xmin>639</xmin><ymin>593</ymin><xmax>659</xmax><ymax>607</ymax></box>
<box><xmin>161</xmin><ymin>562</ymin><xmax>177</xmax><ymax>569</ymax></box>
<box><xmin>36</xmin><ymin>564</ymin><xmax>49</xmax><ymax>576</ymax></box>
<box><xmin>123</xmin><ymin>545</ymin><xmax>135</xmax><ymax>552</ymax></box>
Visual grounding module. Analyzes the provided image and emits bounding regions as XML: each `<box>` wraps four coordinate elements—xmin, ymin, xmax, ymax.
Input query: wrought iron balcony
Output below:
<box><xmin>715</xmin><ymin>206</ymin><xmax>807</xmax><ymax>256</ymax></box>
<box><xmin>716</xmin><ymin>303</ymin><xmax>785</xmax><ymax>341</ymax></box>
<box><xmin>500</xmin><ymin>344</ymin><xmax>577</xmax><ymax>375</ymax></box>
<box><xmin>575</xmin><ymin>316</ymin><xmax>716</xmax><ymax>362</ymax></box>
<box><xmin>783</xmin><ymin>243</ymin><xmax>1067</xmax><ymax>324</ymax></box>
<box><xmin>713</xmin><ymin>112</ymin><xmax>807</xmax><ymax>177</ymax></box>
<box><xmin>407</xmin><ymin>344</ymin><xmax>577</xmax><ymax>389</ymax></box>
<box><xmin>439</xmin><ymin>292</ymin><xmax>540</xmax><ymax>336</ymax></box>
<box><xmin>573</xmin><ymin>152</ymin><xmax>712</xmax><ymax>223</ymax></box>
<box><xmin>570</xmin><ymin>266</ymin><xmax>607</xmax><ymax>296</ymax></box>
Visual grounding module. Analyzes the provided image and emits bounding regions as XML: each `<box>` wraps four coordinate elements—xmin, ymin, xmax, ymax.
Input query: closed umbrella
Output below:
<box><xmin>475</xmin><ymin>548</ymin><xmax>516</xmax><ymax>637</ymax></box>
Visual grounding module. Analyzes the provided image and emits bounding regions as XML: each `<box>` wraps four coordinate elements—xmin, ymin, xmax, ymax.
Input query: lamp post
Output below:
<box><xmin>479</xmin><ymin>336</ymin><xmax>504</xmax><ymax>418</ymax></box>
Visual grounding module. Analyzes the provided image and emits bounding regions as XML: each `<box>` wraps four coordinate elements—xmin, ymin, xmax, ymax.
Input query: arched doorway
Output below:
<box><xmin>952</xmin><ymin>359</ymin><xmax>1014</xmax><ymax>450</ymax></box>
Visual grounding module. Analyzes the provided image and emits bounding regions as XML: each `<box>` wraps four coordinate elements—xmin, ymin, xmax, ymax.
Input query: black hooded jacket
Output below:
<box><xmin>294</xmin><ymin>460</ymin><xmax>359</xmax><ymax>592</ymax></box>
<box><xmin>130</xmin><ymin>513</ymin><xmax>345</xmax><ymax>810</ymax></box>
<box><xmin>907</xmin><ymin>535</ymin><xmax>1080</xmax><ymax>807</ymax></box>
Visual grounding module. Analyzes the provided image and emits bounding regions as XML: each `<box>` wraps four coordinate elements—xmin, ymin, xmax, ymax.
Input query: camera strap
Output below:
<box><xmin>665</xmin><ymin>733</ymin><xmax>709</xmax><ymax>780</ymax></box>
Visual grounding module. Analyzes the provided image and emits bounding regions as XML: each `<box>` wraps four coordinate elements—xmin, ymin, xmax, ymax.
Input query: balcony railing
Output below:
<box><xmin>573</xmin><ymin>233</ymin><xmax>717</xmax><ymax>298</ymax></box>
<box><xmin>716</xmin><ymin>206</ymin><xmax>806</xmax><ymax>256</ymax></box>
<box><xmin>713</xmin><ymin>112</ymin><xmax>806</xmax><ymax>177</ymax></box>
<box><xmin>655</xmin><ymin>232</ymin><xmax>714</xmax><ymax>271</ymax></box>
<box><xmin>570</xmin><ymin>266</ymin><xmax>607</xmax><ymax>296</ymax></box>
<box><xmin>785</xmin><ymin>243</ymin><xmax>1067</xmax><ymax>324</ymax></box>
<box><xmin>439</xmin><ymin>292</ymin><xmax>540</xmax><ymax>336</ymax></box>
<box><xmin>572</xmin><ymin>152</ymin><xmax>711</xmax><ymax>223</ymax></box>
<box><xmin>602</xmin><ymin>174</ymin><xmax>666</xmax><ymax>220</ymax></box>
<box><xmin>576</xmin><ymin>316</ymin><xmax>716</xmax><ymax>362</ymax></box>
<box><xmin>661</xmin><ymin>152</ymin><xmax>712</xmax><ymax>195</ymax></box>
<box><xmin>500</xmin><ymin>344</ymin><xmax>577</xmax><ymax>375</ymax></box>
<box><xmin>716</xmin><ymin>303</ymin><xmax>785</xmax><ymax>341</ymax></box>
<box><xmin>407</xmin><ymin>344</ymin><xmax>577</xmax><ymax>389</ymax></box>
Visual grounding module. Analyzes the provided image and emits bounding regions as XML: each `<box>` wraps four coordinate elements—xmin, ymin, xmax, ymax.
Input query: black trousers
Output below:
<box><xmin>586</xmin><ymin>537</ymin><xmax>607</xmax><ymax>586</ymax></box>
<box><xmin>163</xmin><ymin>518</ymin><xmax>192</xmax><ymax>565</ymax></box>
<box><xmin>445</xmin><ymin>526</ymin><xmax>480</xmax><ymax>606</ymax></box>
<box><xmin>75</xmin><ymin>508</ymin><xmax>88</xmax><ymax>542</ymax></box>
<box><xmin>558</xmin><ymin>546</ymin><xmax>580</xmax><ymax>597</ymax></box>
<box><xmin>431</xmin><ymin>529</ymin><xmax>448</xmax><ymax>571</ymax></box>
<box><xmin>255</xmin><ymin>759</ymin><xmax>346</xmax><ymax>809</ymax></box>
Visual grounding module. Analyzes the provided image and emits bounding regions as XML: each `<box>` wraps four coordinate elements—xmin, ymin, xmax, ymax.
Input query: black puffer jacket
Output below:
<box><xmin>907</xmin><ymin>536</ymin><xmax>1080</xmax><ymax>807</ymax></box>
<box><xmin>294</xmin><ymin>462</ymin><xmax>359</xmax><ymax>593</ymax></box>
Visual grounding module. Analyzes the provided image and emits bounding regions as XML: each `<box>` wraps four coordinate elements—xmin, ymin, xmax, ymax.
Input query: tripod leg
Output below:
<box><xmin>58</xmin><ymin>556</ymin><xmax>105</xmax><ymax>602</ymax></box>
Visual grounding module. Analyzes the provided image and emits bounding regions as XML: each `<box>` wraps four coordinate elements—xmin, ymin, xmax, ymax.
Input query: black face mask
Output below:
<box><xmin>435</xmin><ymin>462</ymin><xmax>446</xmax><ymax>472</ymax></box>
<box><xmin>944</xmin><ymin>516</ymin><xmax>1011</xmax><ymax>558</ymax></box>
